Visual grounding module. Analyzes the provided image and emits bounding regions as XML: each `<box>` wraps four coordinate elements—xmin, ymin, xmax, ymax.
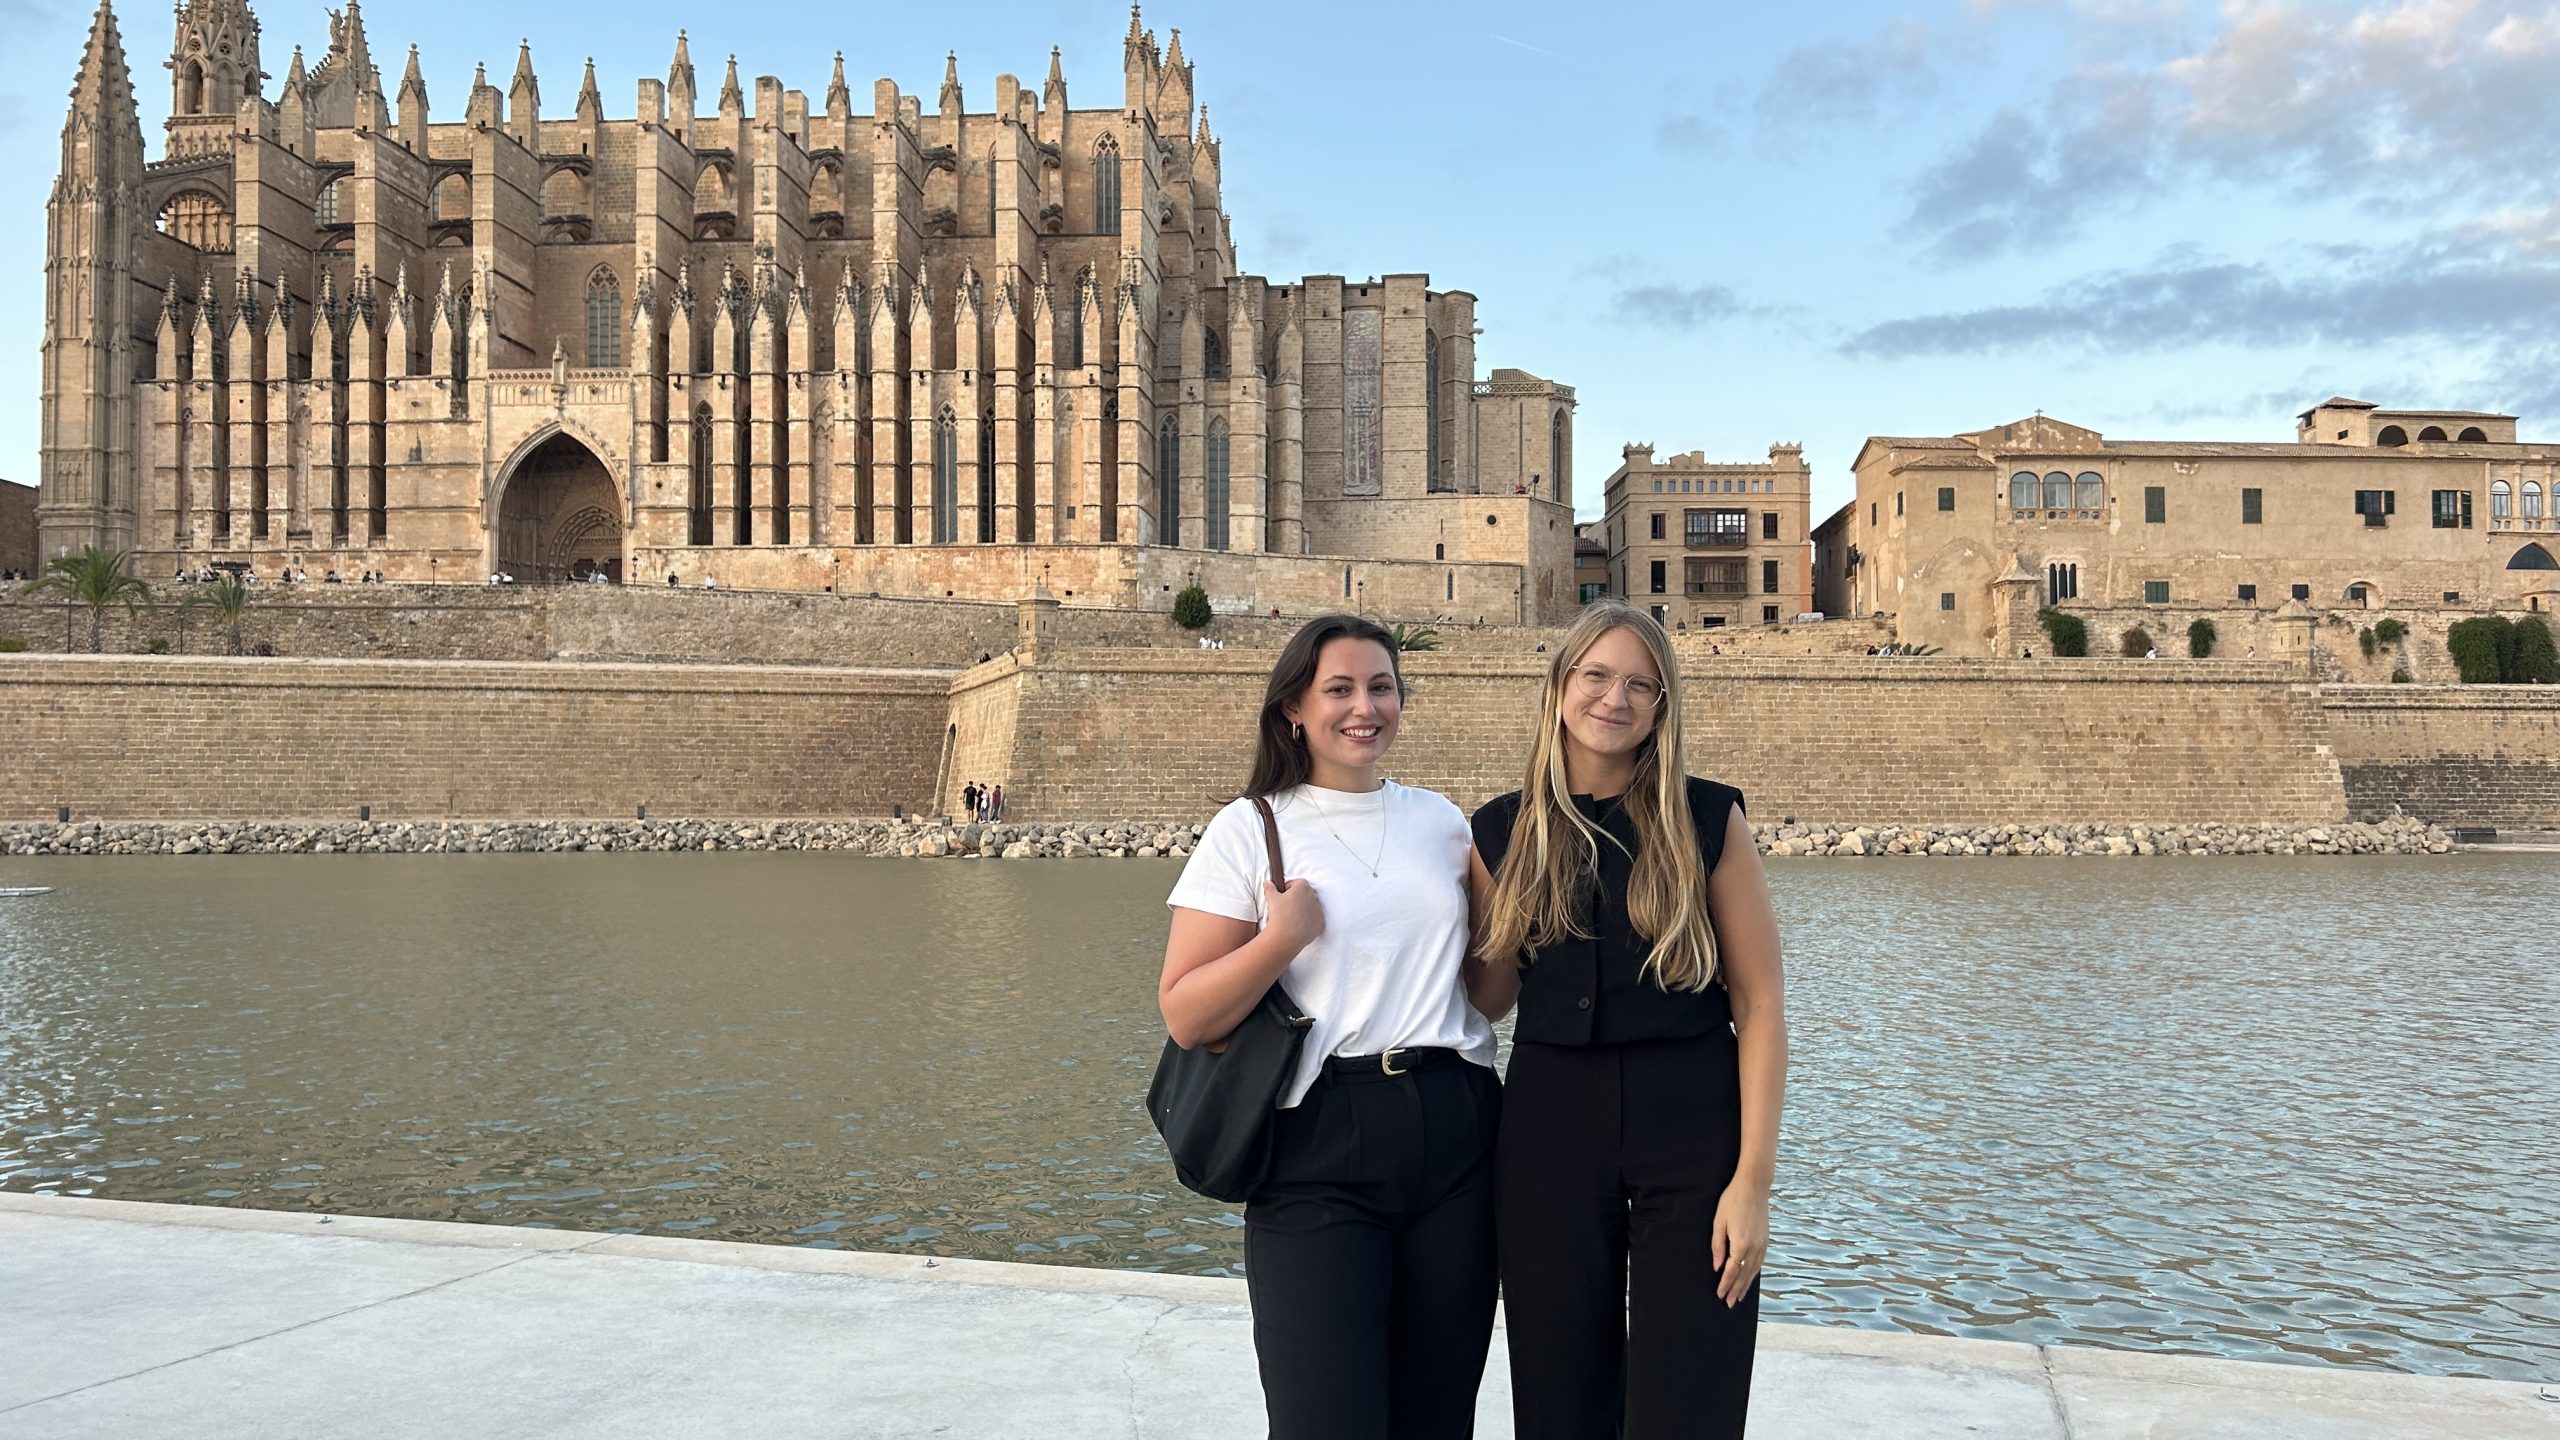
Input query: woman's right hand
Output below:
<box><xmin>1263</xmin><ymin>878</ymin><xmax>1325</xmax><ymax>955</ymax></box>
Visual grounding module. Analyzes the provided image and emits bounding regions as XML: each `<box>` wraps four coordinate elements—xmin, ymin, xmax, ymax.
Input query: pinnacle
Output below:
<box><xmin>67</xmin><ymin>0</ymin><xmax>138</xmax><ymax>129</ymax></box>
<box><xmin>1046</xmin><ymin>45</ymin><xmax>1064</xmax><ymax>90</ymax></box>
<box><xmin>510</xmin><ymin>38</ymin><xmax>536</xmax><ymax>91</ymax></box>
<box><xmin>399</xmin><ymin>43</ymin><xmax>424</xmax><ymax>96</ymax></box>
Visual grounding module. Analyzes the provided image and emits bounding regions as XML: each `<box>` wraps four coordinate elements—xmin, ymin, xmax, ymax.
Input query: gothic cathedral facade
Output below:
<box><xmin>40</xmin><ymin>1</ymin><xmax>1581</xmax><ymax>619</ymax></box>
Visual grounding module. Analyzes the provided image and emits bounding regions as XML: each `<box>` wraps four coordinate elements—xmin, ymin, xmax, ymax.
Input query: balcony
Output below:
<box><xmin>1685</xmin><ymin>533</ymin><xmax>1749</xmax><ymax>549</ymax></box>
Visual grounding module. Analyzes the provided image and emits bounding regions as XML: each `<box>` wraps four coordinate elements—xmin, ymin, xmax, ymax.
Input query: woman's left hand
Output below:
<box><xmin>1711</xmin><ymin>1179</ymin><xmax>1769</xmax><ymax>1308</ymax></box>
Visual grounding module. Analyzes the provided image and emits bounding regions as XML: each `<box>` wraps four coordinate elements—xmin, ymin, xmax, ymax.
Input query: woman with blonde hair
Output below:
<box><xmin>1467</xmin><ymin>600</ymin><xmax>1788</xmax><ymax>1438</ymax></box>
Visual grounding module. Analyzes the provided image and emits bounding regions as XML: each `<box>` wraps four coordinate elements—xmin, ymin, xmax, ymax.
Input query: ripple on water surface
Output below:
<box><xmin>1</xmin><ymin>851</ymin><xmax>2554</xmax><ymax>1379</ymax></box>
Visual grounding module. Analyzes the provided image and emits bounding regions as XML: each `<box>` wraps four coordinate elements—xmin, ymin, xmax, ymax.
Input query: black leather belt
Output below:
<box><xmin>1320</xmin><ymin>1046</ymin><xmax>1465</xmax><ymax>1083</ymax></box>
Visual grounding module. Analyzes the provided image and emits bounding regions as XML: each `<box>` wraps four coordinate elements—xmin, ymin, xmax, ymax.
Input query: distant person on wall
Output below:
<box><xmin>989</xmin><ymin>784</ymin><xmax>1003</xmax><ymax>821</ymax></box>
<box><xmin>1469</xmin><ymin>600</ymin><xmax>1790</xmax><ymax>1440</ymax></box>
<box><xmin>1158</xmin><ymin>613</ymin><xmax>1502</xmax><ymax>1439</ymax></box>
<box><xmin>961</xmin><ymin>781</ymin><xmax>980</xmax><ymax>822</ymax></box>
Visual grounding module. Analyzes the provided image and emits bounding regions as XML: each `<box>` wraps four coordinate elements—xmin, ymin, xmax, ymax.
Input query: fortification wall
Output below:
<box><xmin>0</xmin><ymin>656</ymin><xmax>946</xmax><ymax>822</ymax></box>
<box><xmin>2049</xmin><ymin>604</ymin><xmax>2543</xmax><ymax>684</ymax></box>
<box><xmin>0</xmin><ymin>584</ymin><xmax>546</xmax><ymax>660</ymax></box>
<box><xmin>2321</xmin><ymin>685</ymin><xmax>2560</xmax><ymax>828</ymax></box>
<box><xmin>970</xmin><ymin>653</ymin><xmax>2351</xmax><ymax>825</ymax></box>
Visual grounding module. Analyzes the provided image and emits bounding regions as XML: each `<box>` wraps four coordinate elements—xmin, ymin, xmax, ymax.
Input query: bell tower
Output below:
<box><xmin>165</xmin><ymin>0</ymin><xmax>264</xmax><ymax>160</ymax></box>
<box><xmin>39</xmin><ymin>0</ymin><xmax>149</xmax><ymax>561</ymax></box>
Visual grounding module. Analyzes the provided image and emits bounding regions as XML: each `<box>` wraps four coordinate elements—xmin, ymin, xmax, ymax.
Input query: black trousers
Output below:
<box><xmin>1243</xmin><ymin>1050</ymin><xmax>1502</xmax><ymax>1440</ymax></box>
<box><xmin>1498</xmin><ymin>1033</ymin><xmax>1760</xmax><ymax>1439</ymax></box>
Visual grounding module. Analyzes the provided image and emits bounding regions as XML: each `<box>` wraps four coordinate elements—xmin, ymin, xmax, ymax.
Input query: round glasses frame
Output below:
<box><xmin>1567</xmin><ymin>664</ymin><xmax>1666</xmax><ymax>710</ymax></box>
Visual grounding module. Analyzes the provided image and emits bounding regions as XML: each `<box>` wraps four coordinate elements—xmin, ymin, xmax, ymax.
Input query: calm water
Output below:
<box><xmin>2</xmin><ymin>853</ymin><xmax>2554</xmax><ymax>1381</ymax></box>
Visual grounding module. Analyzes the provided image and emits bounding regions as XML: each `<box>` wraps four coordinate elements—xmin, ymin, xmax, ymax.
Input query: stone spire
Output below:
<box><xmin>282</xmin><ymin>44</ymin><xmax>306</xmax><ymax>91</ymax></box>
<box><xmin>576</xmin><ymin>56</ymin><xmax>602</xmax><ymax>123</ymax></box>
<box><xmin>939</xmin><ymin>50</ymin><xmax>961</xmax><ymax>112</ymax></box>
<box><xmin>824</xmin><ymin>51</ymin><xmax>849</xmax><ymax>118</ymax></box>
<box><xmin>1165</xmin><ymin>28</ymin><xmax>1186</xmax><ymax>71</ymax></box>
<box><xmin>667</xmin><ymin>30</ymin><xmax>696</xmax><ymax>126</ymax></box>
<box><xmin>1044</xmin><ymin>45</ymin><xmax>1066</xmax><ymax>109</ymax></box>
<box><xmin>67</xmin><ymin>0</ymin><xmax>140</xmax><ymax>140</ymax></box>
<box><xmin>507</xmin><ymin>38</ymin><xmax>538</xmax><ymax>144</ymax></box>
<box><xmin>231</xmin><ymin>265</ymin><xmax>258</xmax><ymax>332</ymax></box>
<box><xmin>717</xmin><ymin>53</ymin><xmax>742</xmax><ymax>116</ymax></box>
<box><xmin>396</xmin><ymin>42</ymin><xmax>427</xmax><ymax>149</ymax></box>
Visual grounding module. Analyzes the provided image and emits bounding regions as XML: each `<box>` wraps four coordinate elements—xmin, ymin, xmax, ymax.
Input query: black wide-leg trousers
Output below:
<box><xmin>1243</xmin><ymin>1051</ymin><xmax>1502</xmax><ymax>1440</ymax></box>
<box><xmin>1498</xmin><ymin>1033</ymin><xmax>1760</xmax><ymax>1439</ymax></box>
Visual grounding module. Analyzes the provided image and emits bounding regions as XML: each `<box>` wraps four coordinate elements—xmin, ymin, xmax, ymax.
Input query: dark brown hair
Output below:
<box><xmin>1244</xmin><ymin>613</ymin><xmax>1404</xmax><ymax>798</ymax></box>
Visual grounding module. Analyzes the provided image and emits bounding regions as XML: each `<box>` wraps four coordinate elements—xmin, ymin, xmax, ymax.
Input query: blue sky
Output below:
<box><xmin>10</xmin><ymin>0</ymin><xmax>2560</xmax><ymax>523</ymax></box>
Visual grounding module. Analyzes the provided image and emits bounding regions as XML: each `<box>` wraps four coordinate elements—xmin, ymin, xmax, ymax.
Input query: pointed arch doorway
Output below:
<box><xmin>496</xmin><ymin>431</ymin><xmax>624</xmax><ymax>583</ymax></box>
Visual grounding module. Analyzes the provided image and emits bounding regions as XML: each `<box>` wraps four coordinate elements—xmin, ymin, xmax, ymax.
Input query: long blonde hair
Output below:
<box><xmin>1477</xmin><ymin>602</ymin><xmax>1718</xmax><ymax>991</ymax></box>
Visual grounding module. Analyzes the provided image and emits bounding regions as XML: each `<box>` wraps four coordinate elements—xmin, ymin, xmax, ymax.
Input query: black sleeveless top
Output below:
<box><xmin>1470</xmin><ymin>775</ymin><xmax>1745</xmax><ymax>1046</ymax></box>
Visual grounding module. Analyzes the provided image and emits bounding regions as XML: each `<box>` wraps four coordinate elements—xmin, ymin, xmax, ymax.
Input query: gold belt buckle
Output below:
<box><xmin>1379</xmin><ymin>1048</ymin><xmax>1409</xmax><ymax>1076</ymax></box>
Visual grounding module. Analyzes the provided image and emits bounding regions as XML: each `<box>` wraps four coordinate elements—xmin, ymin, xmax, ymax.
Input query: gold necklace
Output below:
<box><xmin>1302</xmin><ymin>786</ymin><xmax>1390</xmax><ymax>878</ymax></box>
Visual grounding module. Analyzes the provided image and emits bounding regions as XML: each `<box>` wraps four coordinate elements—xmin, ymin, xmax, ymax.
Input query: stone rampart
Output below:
<box><xmin>963</xmin><ymin>652</ymin><xmax>2351</xmax><ymax>825</ymax></box>
<box><xmin>0</xmin><ymin>584</ymin><xmax>545</xmax><ymax>661</ymax></box>
<box><xmin>0</xmin><ymin>655</ymin><xmax>946</xmax><ymax>822</ymax></box>
<box><xmin>2320</xmin><ymin>685</ymin><xmax>2560</xmax><ymax>828</ymax></box>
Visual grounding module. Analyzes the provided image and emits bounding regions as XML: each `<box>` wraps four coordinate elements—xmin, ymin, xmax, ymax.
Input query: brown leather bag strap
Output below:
<box><xmin>1248</xmin><ymin>795</ymin><xmax>1286</xmax><ymax>889</ymax></box>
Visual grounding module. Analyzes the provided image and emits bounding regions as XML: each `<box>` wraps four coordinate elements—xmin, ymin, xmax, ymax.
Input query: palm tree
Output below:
<box><xmin>18</xmin><ymin>547</ymin><xmax>151</xmax><ymax>654</ymax></box>
<box><xmin>1389</xmin><ymin>621</ymin><xmax>1441</xmax><ymax>653</ymax></box>
<box><xmin>182</xmin><ymin>573</ymin><xmax>252</xmax><ymax>656</ymax></box>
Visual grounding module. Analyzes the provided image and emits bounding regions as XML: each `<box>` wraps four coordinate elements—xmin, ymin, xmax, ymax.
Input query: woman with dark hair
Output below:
<box><xmin>1469</xmin><ymin>599</ymin><xmax>1788</xmax><ymax>1439</ymax></box>
<box><xmin>1158</xmin><ymin>613</ymin><xmax>1501</xmax><ymax>1440</ymax></box>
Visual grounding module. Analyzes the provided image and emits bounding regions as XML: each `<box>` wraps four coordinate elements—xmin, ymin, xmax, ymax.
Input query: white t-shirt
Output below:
<box><xmin>1166</xmin><ymin>780</ymin><xmax>1499</xmax><ymax>1108</ymax></box>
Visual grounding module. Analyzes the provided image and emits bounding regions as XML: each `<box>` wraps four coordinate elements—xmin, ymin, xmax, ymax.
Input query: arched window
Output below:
<box><xmin>2010</xmin><ymin>470</ymin><xmax>2038</xmax><ymax>508</ymax></box>
<box><xmin>1070</xmin><ymin>269</ymin><xmax>1089</xmax><ymax>369</ymax></box>
<box><xmin>1551</xmin><ymin>410</ymin><xmax>1567</xmax><ymax>497</ymax></box>
<box><xmin>1204</xmin><ymin>330</ymin><xmax>1224</xmax><ymax>379</ymax></box>
<box><xmin>182</xmin><ymin>60</ymin><xmax>206</xmax><ymax>114</ymax></box>
<box><xmin>316</xmin><ymin>178</ymin><xmax>342</xmax><ymax>227</ymax></box>
<box><xmin>2418</xmin><ymin>425</ymin><xmax>2448</xmax><ymax>442</ymax></box>
<box><xmin>2525</xmin><ymin>481</ymin><xmax>2545</xmax><ymax>520</ymax></box>
<box><xmin>2075</xmin><ymin>471</ymin><xmax>2105</xmax><ymax>509</ymax></box>
<box><xmin>2377</xmin><ymin>425</ymin><xmax>2409</xmax><ymax>447</ymax></box>
<box><xmin>1094</xmin><ymin>136</ymin><xmax>1121</xmax><ymax>235</ymax></box>
<box><xmin>1425</xmin><ymin>330</ymin><xmax>1443</xmax><ymax>491</ymax></box>
<box><xmin>2492</xmin><ymin>479</ymin><xmax>2513</xmax><ymax>519</ymax></box>
<box><xmin>932</xmin><ymin>408</ymin><xmax>959</xmax><ymax>544</ymax></box>
<box><xmin>1157</xmin><ymin>414</ymin><xmax>1180</xmax><ymax>546</ymax></box>
<box><xmin>1205</xmin><ymin>417</ymin><xmax>1231</xmax><ymax>551</ymax></box>
<box><xmin>2506</xmin><ymin>543</ymin><xmax>2557</xmax><ymax>570</ymax></box>
<box><xmin>585</xmin><ymin>267</ymin><xmax>622</xmax><ymax>368</ymax></box>
<box><xmin>688</xmin><ymin>403</ymin><xmax>714</xmax><ymax>545</ymax></box>
<box><xmin>978</xmin><ymin>411</ymin><xmax>997</xmax><ymax>543</ymax></box>
<box><xmin>2459</xmin><ymin>426</ymin><xmax>2489</xmax><ymax>443</ymax></box>
<box><xmin>2043</xmin><ymin>471</ymin><xmax>2072</xmax><ymax>510</ymax></box>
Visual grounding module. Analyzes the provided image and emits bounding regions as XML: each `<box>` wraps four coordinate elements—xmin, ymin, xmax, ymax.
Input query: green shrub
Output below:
<box><xmin>0</xmin><ymin>636</ymin><xmax>25</xmax><ymax>652</ymax></box>
<box><xmin>2120</xmin><ymin>625</ymin><xmax>2155</xmax><ymax>658</ymax></box>
<box><xmin>142</xmin><ymin>636</ymin><xmax>171</xmax><ymax>654</ymax></box>
<box><xmin>2515</xmin><ymin>615</ymin><xmax>2560</xmax><ymax>684</ymax></box>
<box><xmin>2037</xmin><ymin>608</ymin><xmax>2088</xmax><ymax>658</ymax></box>
<box><xmin>1170</xmin><ymin>585</ymin><xmax>1212</xmax><ymax>629</ymax></box>
<box><xmin>2391</xmin><ymin>665</ymin><xmax>2413</xmax><ymax>684</ymax></box>
<box><xmin>2372</xmin><ymin>617</ymin><xmax>2408</xmax><ymax>647</ymax></box>
<box><xmin>2187</xmin><ymin>618</ymin><xmax>2217</xmax><ymax>658</ymax></box>
<box><xmin>1388</xmin><ymin>622</ymin><xmax>1440</xmax><ymax>653</ymax></box>
<box><xmin>2446</xmin><ymin>616</ymin><xmax>2515</xmax><ymax>683</ymax></box>
<box><xmin>2358</xmin><ymin>626</ymin><xmax>2379</xmax><ymax>660</ymax></box>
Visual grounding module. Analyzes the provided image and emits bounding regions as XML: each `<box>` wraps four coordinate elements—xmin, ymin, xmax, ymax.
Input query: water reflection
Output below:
<box><xmin>1</xmin><ymin>852</ymin><xmax>2553</xmax><ymax>1380</ymax></box>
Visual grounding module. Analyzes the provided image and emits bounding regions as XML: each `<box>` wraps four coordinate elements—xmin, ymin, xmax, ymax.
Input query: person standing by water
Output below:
<box><xmin>1158</xmin><ymin>613</ymin><xmax>1501</xmax><ymax>1439</ymax></box>
<box><xmin>1467</xmin><ymin>600</ymin><xmax>1789</xmax><ymax>1439</ymax></box>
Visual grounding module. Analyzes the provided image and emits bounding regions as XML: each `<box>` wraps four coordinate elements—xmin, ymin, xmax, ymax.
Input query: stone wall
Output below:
<box><xmin>967</xmin><ymin>651</ymin><xmax>2351</xmax><ymax>825</ymax></box>
<box><xmin>2037</xmin><ymin>603</ymin><xmax>2544</xmax><ymax>683</ymax></box>
<box><xmin>2321</xmin><ymin>685</ymin><xmax>2560</xmax><ymax>827</ymax></box>
<box><xmin>0</xmin><ymin>479</ymin><xmax>34</xmax><ymax>578</ymax></box>
<box><xmin>0</xmin><ymin>584</ymin><xmax>545</xmax><ymax>660</ymax></box>
<box><xmin>0</xmin><ymin>656</ymin><xmax>946</xmax><ymax>822</ymax></box>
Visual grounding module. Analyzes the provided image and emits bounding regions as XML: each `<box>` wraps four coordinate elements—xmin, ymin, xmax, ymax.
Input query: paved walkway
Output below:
<box><xmin>5</xmin><ymin>1193</ymin><xmax>2551</xmax><ymax>1438</ymax></box>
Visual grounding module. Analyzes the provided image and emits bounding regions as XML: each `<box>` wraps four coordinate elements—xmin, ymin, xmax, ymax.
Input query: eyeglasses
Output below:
<box><xmin>1567</xmin><ymin>664</ymin><xmax>1665</xmax><ymax>709</ymax></box>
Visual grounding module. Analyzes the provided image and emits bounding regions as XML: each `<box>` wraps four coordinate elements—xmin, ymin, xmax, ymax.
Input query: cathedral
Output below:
<box><xmin>39</xmin><ymin>1</ymin><xmax>1580</xmax><ymax>619</ymax></box>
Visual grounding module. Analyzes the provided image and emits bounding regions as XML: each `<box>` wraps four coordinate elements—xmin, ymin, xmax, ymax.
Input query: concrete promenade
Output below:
<box><xmin>5</xmin><ymin>1193</ymin><xmax>2550</xmax><ymax>1438</ymax></box>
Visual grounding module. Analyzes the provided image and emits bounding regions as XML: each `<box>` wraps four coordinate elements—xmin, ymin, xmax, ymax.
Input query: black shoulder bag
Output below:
<box><xmin>1146</xmin><ymin>796</ymin><xmax>1314</xmax><ymax>1203</ymax></box>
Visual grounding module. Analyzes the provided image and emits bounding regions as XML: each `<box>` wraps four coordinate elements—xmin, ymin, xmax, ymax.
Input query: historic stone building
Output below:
<box><xmin>1830</xmin><ymin>400</ymin><xmax>2560</xmax><ymax>655</ymax></box>
<box><xmin>1598</xmin><ymin>442</ymin><xmax>1813</xmax><ymax>630</ymax></box>
<box><xmin>39</xmin><ymin>1</ymin><xmax>1580</xmax><ymax>619</ymax></box>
